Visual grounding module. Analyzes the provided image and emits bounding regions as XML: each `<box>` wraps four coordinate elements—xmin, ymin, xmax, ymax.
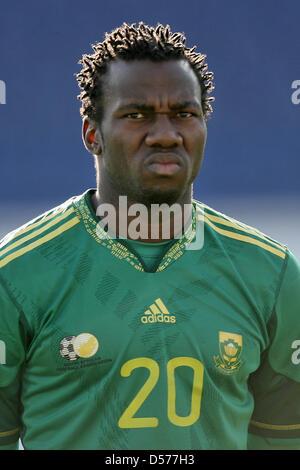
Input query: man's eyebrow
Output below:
<box><xmin>116</xmin><ymin>103</ymin><xmax>155</xmax><ymax>112</ymax></box>
<box><xmin>116</xmin><ymin>101</ymin><xmax>201</xmax><ymax>113</ymax></box>
<box><xmin>169</xmin><ymin>101</ymin><xmax>202</xmax><ymax>110</ymax></box>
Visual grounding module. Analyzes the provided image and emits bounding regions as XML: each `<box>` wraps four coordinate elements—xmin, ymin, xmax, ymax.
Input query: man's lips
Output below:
<box><xmin>145</xmin><ymin>152</ymin><xmax>183</xmax><ymax>176</ymax></box>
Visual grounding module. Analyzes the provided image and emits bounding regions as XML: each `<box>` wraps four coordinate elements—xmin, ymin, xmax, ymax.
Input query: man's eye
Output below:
<box><xmin>126</xmin><ymin>113</ymin><xmax>144</xmax><ymax>119</ymax></box>
<box><xmin>177</xmin><ymin>112</ymin><xmax>194</xmax><ymax>118</ymax></box>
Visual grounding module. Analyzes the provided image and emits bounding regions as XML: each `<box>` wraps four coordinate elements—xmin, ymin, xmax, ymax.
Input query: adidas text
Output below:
<box><xmin>141</xmin><ymin>314</ymin><xmax>176</xmax><ymax>324</ymax></box>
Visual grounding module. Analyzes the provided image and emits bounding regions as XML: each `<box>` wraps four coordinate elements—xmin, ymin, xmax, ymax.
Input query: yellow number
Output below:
<box><xmin>118</xmin><ymin>357</ymin><xmax>159</xmax><ymax>428</ymax></box>
<box><xmin>118</xmin><ymin>356</ymin><xmax>204</xmax><ymax>429</ymax></box>
<box><xmin>167</xmin><ymin>356</ymin><xmax>204</xmax><ymax>426</ymax></box>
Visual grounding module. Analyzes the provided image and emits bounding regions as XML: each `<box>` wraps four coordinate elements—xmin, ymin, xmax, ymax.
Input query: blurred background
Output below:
<box><xmin>0</xmin><ymin>0</ymin><xmax>299</xmax><ymax>262</ymax></box>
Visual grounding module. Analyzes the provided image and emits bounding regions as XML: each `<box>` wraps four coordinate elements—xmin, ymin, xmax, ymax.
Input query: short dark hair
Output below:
<box><xmin>76</xmin><ymin>22</ymin><xmax>215</xmax><ymax>122</ymax></box>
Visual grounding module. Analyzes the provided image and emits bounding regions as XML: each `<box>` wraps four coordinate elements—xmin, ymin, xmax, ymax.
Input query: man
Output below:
<box><xmin>0</xmin><ymin>22</ymin><xmax>300</xmax><ymax>450</ymax></box>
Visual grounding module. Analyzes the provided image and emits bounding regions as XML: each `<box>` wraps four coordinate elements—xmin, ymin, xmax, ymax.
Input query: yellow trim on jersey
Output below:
<box><xmin>199</xmin><ymin>208</ymin><xmax>286</xmax><ymax>254</ymax></box>
<box><xmin>251</xmin><ymin>420</ymin><xmax>300</xmax><ymax>431</ymax></box>
<box><xmin>0</xmin><ymin>208</ymin><xmax>76</xmax><ymax>257</ymax></box>
<box><xmin>0</xmin><ymin>427</ymin><xmax>20</xmax><ymax>437</ymax></box>
<box><xmin>198</xmin><ymin>214</ymin><xmax>286</xmax><ymax>259</ymax></box>
<box><xmin>0</xmin><ymin>217</ymin><xmax>80</xmax><ymax>269</ymax></box>
<box><xmin>2</xmin><ymin>206</ymin><xmax>66</xmax><ymax>241</ymax></box>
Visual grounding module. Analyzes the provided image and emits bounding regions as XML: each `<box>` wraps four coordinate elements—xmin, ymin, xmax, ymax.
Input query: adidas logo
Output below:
<box><xmin>141</xmin><ymin>298</ymin><xmax>176</xmax><ymax>324</ymax></box>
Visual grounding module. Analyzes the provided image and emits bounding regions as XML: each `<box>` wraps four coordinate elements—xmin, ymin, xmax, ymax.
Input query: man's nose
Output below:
<box><xmin>145</xmin><ymin>114</ymin><xmax>183</xmax><ymax>148</ymax></box>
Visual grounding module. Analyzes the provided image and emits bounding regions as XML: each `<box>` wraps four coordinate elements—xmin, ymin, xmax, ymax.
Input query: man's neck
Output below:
<box><xmin>91</xmin><ymin>188</ymin><xmax>193</xmax><ymax>243</ymax></box>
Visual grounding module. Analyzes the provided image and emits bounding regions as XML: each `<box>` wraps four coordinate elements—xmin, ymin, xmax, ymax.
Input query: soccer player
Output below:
<box><xmin>0</xmin><ymin>22</ymin><xmax>300</xmax><ymax>450</ymax></box>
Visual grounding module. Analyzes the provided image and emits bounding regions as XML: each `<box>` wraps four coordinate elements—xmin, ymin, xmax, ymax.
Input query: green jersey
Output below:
<box><xmin>0</xmin><ymin>189</ymin><xmax>300</xmax><ymax>450</ymax></box>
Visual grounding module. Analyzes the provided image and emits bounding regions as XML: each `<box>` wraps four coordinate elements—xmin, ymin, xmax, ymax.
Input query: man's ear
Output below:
<box><xmin>82</xmin><ymin>117</ymin><xmax>103</xmax><ymax>156</ymax></box>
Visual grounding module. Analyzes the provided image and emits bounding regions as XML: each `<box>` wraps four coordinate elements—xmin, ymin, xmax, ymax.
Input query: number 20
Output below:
<box><xmin>118</xmin><ymin>356</ymin><xmax>204</xmax><ymax>428</ymax></box>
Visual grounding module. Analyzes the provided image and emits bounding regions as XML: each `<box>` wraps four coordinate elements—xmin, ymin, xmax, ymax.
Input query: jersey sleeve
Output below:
<box><xmin>0</xmin><ymin>274</ymin><xmax>31</xmax><ymax>449</ymax></box>
<box><xmin>248</xmin><ymin>249</ymin><xmax>300</xmax><ymax>449</ymax></box>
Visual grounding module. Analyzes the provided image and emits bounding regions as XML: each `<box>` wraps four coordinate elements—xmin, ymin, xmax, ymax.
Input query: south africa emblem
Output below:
<box><xmin>214</xmin><ymin>331</ymin><xmax>243</xmax><ymax>374</ymax></box>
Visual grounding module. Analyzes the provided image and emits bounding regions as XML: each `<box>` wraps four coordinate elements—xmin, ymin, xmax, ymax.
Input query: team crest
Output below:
<box><xmin>214</xmin><ymin>331</ymin><xmax>243</xmax><ymax>374</ymax></box>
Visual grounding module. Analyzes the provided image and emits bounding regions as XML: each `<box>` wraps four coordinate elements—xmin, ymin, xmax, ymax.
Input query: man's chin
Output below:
<box><xmin>134</xmin><ymin>187</ymin><xmax>186</xmax><ymax>207</ymax></box>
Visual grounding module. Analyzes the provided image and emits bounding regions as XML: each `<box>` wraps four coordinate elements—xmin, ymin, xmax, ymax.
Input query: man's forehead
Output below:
<box><xmin>103</xmin><ymin>58</ymin><xmax>201</xmax><ymax>102</ymax></box>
